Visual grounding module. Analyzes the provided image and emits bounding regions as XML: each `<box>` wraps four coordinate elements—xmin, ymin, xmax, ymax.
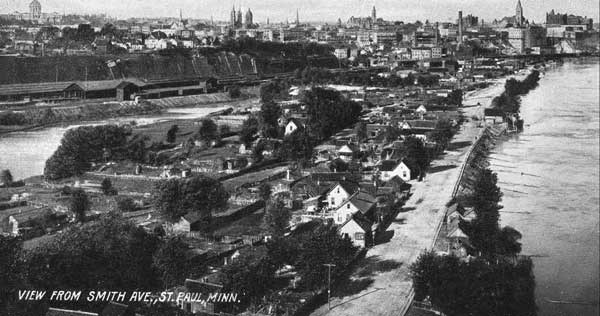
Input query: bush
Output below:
<box><xmin>117</xmin><ymin>197</ymin><xmax>138</xmax><ymax>213</ymax></box>
<box><xmin>228</xmin><ymin>85</ymin><xmax>242</xmax><ymax>98</ymax></box>
<box><xmin>101</xmin><ymin>178</ymin><xmax>117</xmax><ymax>196</ymax></box>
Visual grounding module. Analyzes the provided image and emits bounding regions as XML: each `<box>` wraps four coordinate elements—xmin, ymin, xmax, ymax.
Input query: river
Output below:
<box><xmin>0</xmin><ymin>106</ymin><xmax>231</xmax><ymax>180</ymax></box>
<box><xmin>489</xmin><ymin>59</ymin><xmax>599</xmax><ymax>316</ymax></box>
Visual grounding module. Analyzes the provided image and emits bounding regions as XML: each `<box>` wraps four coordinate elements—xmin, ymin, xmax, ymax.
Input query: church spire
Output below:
<box><xmin>516</xmin><ymin>0</ymin><xmax>524</xmax><ymax>26</ymax></box>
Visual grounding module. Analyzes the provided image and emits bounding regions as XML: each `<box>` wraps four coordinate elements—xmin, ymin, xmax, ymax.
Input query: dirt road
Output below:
<box><xmin>309</xmin><ymin>80</ymin><xmax>511</xmax><ymax>316</ymax></box>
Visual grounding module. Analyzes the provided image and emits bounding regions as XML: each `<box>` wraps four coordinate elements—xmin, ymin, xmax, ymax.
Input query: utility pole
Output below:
<box><xmin>323</xmin><ymin>263</ymin><xmax>336</xmax><ymax>310</ymax></box>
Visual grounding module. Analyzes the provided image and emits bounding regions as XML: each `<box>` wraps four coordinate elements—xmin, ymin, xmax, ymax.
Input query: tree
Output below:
<box><xmin>117</xmin><ymin>196</ymin><xmax>138</xmax><ymax>213</ymax></box>
<box><xmin>258</xmin><ymin>183</ymin><xmax>272</xmax><ymax>202</ymax></box>
<box><xmin>329</xmin><ymin>158</ymin><xmax>348</xmax><ymax>172</ymax></box>
<box><xmin>302</xmin><ymin>87</ymin><xmax>362</xmax><ymax>140</ymax></box>
<box><xmin>166</xmin><ymin>124</ymin><xmax>179</xmax><ymax>143</ymax></box>
<box><xmin>228</xmin><ymin>85</ymin><xmax>242</xmax><ymax>98</ymax></box>
<box><xmin>277</xmin><ymin>130</ymin><xmax>316</xmax><ymax>163</ymax></box>
<box><xmin>154</xmin><ymin>175</ymin><xmax>229</xmax><ymax>222</ymax></box>
<box><xmin>219</xmin><ymin>250</ymin><xmax>276</xmax><ymax>312</ymax></box>
<box><xmin>409</xmin><ymin>251</ymin><xmax>536</xmax><ymax>316</ymax></box>
<box><xmin>25</xmin><ymin>214</ymin><xmax>162</xmax><ymax>299</ymax></box>
<box><xmin>430</xmin><ymin>119</ymin><xmax>455</xmax><ymax>150</ymax></box>
<box><xmin>293</xmin><ymin>222</ymin><xmax>358</xmax><ymax>290</ymax></box>
<box><xmin>0</xmin><ymin>169</ymin><xmax>13</xmax><ymax>186</ymax></box>
<box><xmin>44</xmin><ymin>125</ymin><xmax>131</xmax><ymax>180</ymax></box>
<box><xmin>196</xmin><ymin>119</ymin><xmax>219</xmax><ymax>143</ymax></box>
<box><xmin>219</xmin><ymin>124</ymin><xmax>231</xmax><ymax>137</ymax></box>
<box><xmin>354</xmin><ymin>122</ymin><xmax>368</xmax><ymax>142</ymax></box>
<box><xmin>101</xmin><ymin>178</ymin><xmax>117</xmax><ymax>196</ymax></box>
<box><xmin>0</xmin><ymin>236</ymin><xmax>25</xmax><ymax>315</ymax></box>
<box><xmin>409</xmin><ymin>250</ymin><xmax>438</xmax><ymax>301</ymax></box>
<box><xmin>153</xmin><ymin>237</ymin><xmax>191</xmax><ymax>288</ymax></box>
<box><xmin>70</xmin><ymin>188</ymin><xmax>90</xmax><ymax>223</ymax></box>
<box><xmin>403</xmin><ymin>136</ymin><xmax>430</xmax><ymax>174</ymax></box>
<box><xmin>446</xmin><ymin>89</ymin><xmax>463</xmax><ymax>106</ymax></box>
<box><xmin>260</xmin><ymin>101</ymin><xmax>282</xmax><ymax>138</ymax></box>
<box><xmin>240</xmin><ymin>116</ymin><xmax>259</xmax><ymax>146</ymax></box>
<box><xmin>263</xmin><ymin>199</ymin><xmax>290</xmax><ymax>236</ymax></box>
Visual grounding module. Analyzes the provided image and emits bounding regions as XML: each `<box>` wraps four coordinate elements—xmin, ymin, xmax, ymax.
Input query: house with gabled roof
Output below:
<box><xmin>378</xmin><ymin>159</ymin><xmax>412</xmax><ymax>182</ymax></box>
<box><xmin>325</xmin><ymin>181</ymin><xmax>360</xmax><ymax>209</ymax></box>
<box><xmin>333</xmin><ymin>190</ymin><xmax>376</xmax><ymax>225</ymax></box>
<box><xmin>339</xmin><ymin>212</ymin><xmax>374</xmax><ymax>248</ymax></box>
<box><xmin>284</xmin><ymin>118</ymin><xmax>307</xmax><ymax>136</ymax></box>
<box><xmin>170</xmin><ymin>212</ymin><xmax>207</xmax><ymax>234</ymax></box>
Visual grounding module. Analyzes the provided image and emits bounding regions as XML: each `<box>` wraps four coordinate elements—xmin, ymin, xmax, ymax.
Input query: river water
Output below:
<box><xmin>489</xmin><ymin>59</ymin><xmax>599</xmax><ymax>316</ymax></box>
<box><xmin>0</xmin><ymin>106</ymin><xmax>229</xmax><ymax>180</ymax></box>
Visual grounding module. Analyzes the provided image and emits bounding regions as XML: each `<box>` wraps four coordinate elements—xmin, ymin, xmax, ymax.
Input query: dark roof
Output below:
<box><xmin>46</xmin><ymin>308</ymin><xmax>98</xmax><ymax>316</ymax></box>
<box><xmin>340</xmin><ymin>211</ymin><xmax>373</xmax><ymax>232</ymax></box>
<box><xmin>0</xmin><ymin>82</ymin><xmax>83</xmax><ymax>96</ymax></box>
<box><xmin>334</xmin><ymin>181</ymin><xmax>360</xmax><ymax>196</ymax></box>
<box><xmin>405</xmin><ymin>120</ymin><xmax>437</xmax><ymax>130</ymax></box>
<box><xmin>347</xmin><ymin>191</ymin><xmax>376</xmax><ymax>214</ymax></box>
<box><xmin>484</xmin><ymin>108</ymin><xmax>505</xmax><ymax>117</ymax></box>
<box><xmin>310</xmin><ymin>172</ymin><xmax>355</xmax><ymax>183</ymax></box>
<box><xmin>77</xmin><ymin>80</ymin><xmax>123</xmax><ymax>92</ymax></box>
<box><xmin>379</xmin><ymin>160</ymin><xmax>401</xmax><ymax>172</ymax></box>
<box><xmin>182</xmin><ymin>212</ymin><xmax>205</xmax><ymax>224</ymax></box>
<box><xmin>352</xmin><ymin>211</ymin><xmax>374</xmax><ymax>232</ymax></box>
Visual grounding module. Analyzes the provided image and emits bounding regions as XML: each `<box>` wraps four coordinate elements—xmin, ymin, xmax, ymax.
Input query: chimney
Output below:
<box><xmin>458</xmin><ymin>11</ymin><xmax>463</xmax><ymax>44</ymax></box>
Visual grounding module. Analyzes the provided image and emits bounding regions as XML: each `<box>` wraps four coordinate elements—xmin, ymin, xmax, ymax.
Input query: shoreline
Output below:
<box><xmin>0</xmin><ymin>93</ymin><xmax>254</xmax><ymax>137</ymax></box>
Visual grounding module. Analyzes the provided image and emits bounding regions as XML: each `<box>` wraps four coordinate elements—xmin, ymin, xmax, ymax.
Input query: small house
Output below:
<box><xmin>378</xmin><ymin>160</ymin><xmax>411</xmax><ymax>182</ymax></box>
<box><xmin>171</xmin><ymin>212</ymin><xmax>206</xmax><ymax>234</ymax></box>
<box><xmin>325</xmin><ymin>181</ymin><xmax>360</xmax><ymax>209</ymax></box>
<box><xmin>339</xmin><ymin>212</ymin><xmax>374</xmax><ymax>248</ymax></box>
<box><xmin>333</xmin><ymin>190</ymin><xmax>376</xmax><ymax>225</ymax></box>
<box><xmin>284</xmin><ymin>118</ymin><xmax>306</xmax><ymax>136</ymax></box>
<box><xmin>484</xmin><ymin>108</ymin><xmax>505</xmax><ymax>124</ymax></box>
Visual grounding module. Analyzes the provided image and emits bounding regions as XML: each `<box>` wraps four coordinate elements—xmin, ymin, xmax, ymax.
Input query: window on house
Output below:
<box><xmin>337</xmin><ymin>188</ymin><xmax>340</xmax><ymax>193</ymax></box>
<box><xmin>346</xmin><ymin>214</ymin><xmax>350</xmax><ymax>221</ymax></box>
<box><xmin>331</xmin><ymin>198</ymin><xmax>335</xmax><ymax>206</ymax></box>
<box><xmin>347</xmin><ymin>204</ymin><xmax>350</xmax><ymax>209</ymax></box>
<box><xmin>355</xmin><ymin>233</ymin><xmax>364</xmax><ymax>240</ymax></box>
<box><xmin>403</xmin><ymin>172</ymin><xmax>407</xmax><ymax>178</ymax></box>
<box><xmin>338</xmin><ymin>215</ymin><xmax>342</xmax><ymax>222</ymax></box>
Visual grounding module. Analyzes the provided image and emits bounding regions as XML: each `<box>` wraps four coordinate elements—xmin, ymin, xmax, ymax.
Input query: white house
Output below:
<box><xmin>378</xmin><ymin>160</ymin><xmax>411</xmax><ymax>182</ymax></box>
<box><xmin>284</xmin><ymin>118</ymin><xmax>305</xmax><ymax>136</ymax></box>
<box><xmin>333</xmin><ymin>191</ymin><xmax>376</xmax><ymax>225</ymax></box>
<box><xmin>170</xmin><ymin>213</ymin><xmax>204</xmax><ymax>234</ymax></box>
<box><xmin>325</xmin><ymin>181</ymin><xmax>359</xmax><ymax>209</ymax></box>
<box><xmin>339</xmin><ymin>213</ymin><xmax>373</xmax><ymax>248</ymax></box>
<box><xmin>337</xmin><ymin>144</ymin><xmax>358</xmax><ymax>161</ymax></box>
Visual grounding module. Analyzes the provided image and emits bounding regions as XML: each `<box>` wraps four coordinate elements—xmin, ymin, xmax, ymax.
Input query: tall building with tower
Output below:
<box><xmin>458</xmin><ymin>11</ymin><xmax>463</xmax><ymax>43</ymax></box>
<box><xmin>29</xmin><ymin>0</ymin><xmax>42</xmax><ymax>20</ymax></box>
<box><xmin>244</xmin><ymin>8</ymin><xmax>253</xmax><ymax>28</ymax></box>
<box><xmin>515</xmin><ymin>0</ymin><xmax>524</xmax><ymax>26</ymax></box>
<box><xmin>371</xmin><ymin>6</ymin><xmax>376</xmax><ymax>21</ymax></box>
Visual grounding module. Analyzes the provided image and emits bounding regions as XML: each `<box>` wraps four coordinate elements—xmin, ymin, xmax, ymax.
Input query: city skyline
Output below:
<box><xmin>1</xmin><ymin>0</ymin><xmax>599</xmax><ymax>23</ymax></box>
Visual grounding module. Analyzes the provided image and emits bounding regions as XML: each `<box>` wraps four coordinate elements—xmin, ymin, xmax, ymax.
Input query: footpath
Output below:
<box><xmin>309</xmin><ymin>80</ymin><xmax>509</xmax><ymax>316</ymax></box>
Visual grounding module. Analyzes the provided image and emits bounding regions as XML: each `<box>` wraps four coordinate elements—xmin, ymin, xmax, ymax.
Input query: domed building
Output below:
<box><xmin>29</xmin><ymin>0</ymin><xmax>42</xmax><ymax>20</ymax></box>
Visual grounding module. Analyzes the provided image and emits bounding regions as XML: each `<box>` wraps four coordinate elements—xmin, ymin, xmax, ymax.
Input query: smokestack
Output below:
<box><xmin>458</xmin><ymin>11</ymin><xmax>463</xmax><ymax>44</ymax></box>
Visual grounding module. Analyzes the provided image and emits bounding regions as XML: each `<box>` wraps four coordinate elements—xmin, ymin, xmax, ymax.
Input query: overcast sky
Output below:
<box><xmin>2</xmin><ymin>0</ymin><xmax>599</xmax><ymax>23</ymax></box>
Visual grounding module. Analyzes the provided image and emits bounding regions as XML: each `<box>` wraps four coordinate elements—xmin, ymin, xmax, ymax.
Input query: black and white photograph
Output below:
<box><xmin>0</xmin><ymin>1</ymin><xmax>598</xmax><ymax>315</ymax></box>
